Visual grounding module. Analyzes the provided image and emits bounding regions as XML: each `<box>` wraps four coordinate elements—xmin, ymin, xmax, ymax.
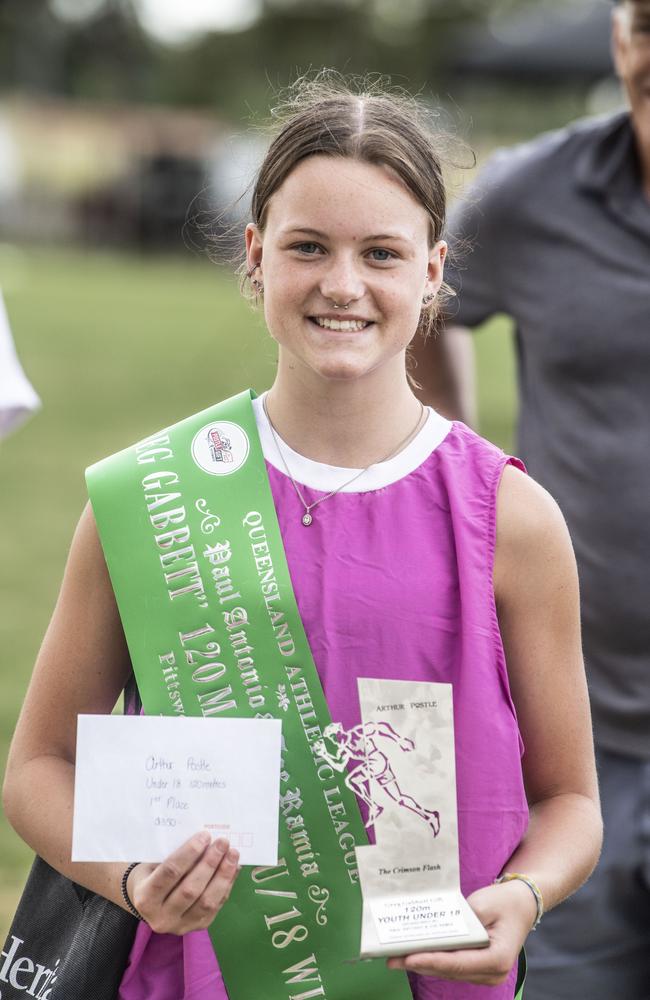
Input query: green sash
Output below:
<box><xmin>87</xmin><ymin>390</ymin><xmax>411</xmax><ymax>1000</ymax></box>
<box><xmin>515</xmin><ymin>950</ymin><xmax>526</xmax><ymax>999</ymax></box>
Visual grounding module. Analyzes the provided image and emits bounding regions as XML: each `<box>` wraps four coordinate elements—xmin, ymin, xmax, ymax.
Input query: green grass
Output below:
<box><xmin>0</xmin><ymin>245</ymin><xmax>515</xmax><ymax>937</ymax></box>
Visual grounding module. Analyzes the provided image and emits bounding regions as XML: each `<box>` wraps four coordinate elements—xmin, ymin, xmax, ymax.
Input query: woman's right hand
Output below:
<box><xmin>127</xmin><ymin>832</ymin><xmax>240</xmax><ymax>934</ymax></box>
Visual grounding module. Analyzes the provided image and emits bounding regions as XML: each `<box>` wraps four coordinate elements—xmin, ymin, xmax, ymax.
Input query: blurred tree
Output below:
<box><xmin>0</xmin><ymin>0</ymin><xmax>592</xmax><ymax>116</ymax></box>
<box><xmin>153</xmin><ymin>2</ymin><xmax>465</xmax><ymax>115</ymax></box>
<box><xmin>0</xmin><ymin>0</ymin><xmax>67</xmax><ymax>93</ymax></box>
<box><xmin>58</xmin><ymin>1</ymin><xmax>156</xmax><ymax>102</ymax></box>
<box><xmin>0</xmin><ymin>0</ymin><xmax>157</xmax><ymax>99</ymax></box>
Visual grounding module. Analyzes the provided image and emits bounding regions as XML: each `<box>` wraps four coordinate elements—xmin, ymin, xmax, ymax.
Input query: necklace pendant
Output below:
<box><xmin>301</xmin><ymin>512</ymin><xmax>313</xmax><ymax>527</ymax></box>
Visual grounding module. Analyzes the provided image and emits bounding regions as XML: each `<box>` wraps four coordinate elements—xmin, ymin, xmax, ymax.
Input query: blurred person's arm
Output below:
<box><xmin>414</xmin><ymin>148</ymin><xmax>515</xmax><ymax>427</ymax></box>
<box><xmin>411</xmin><ymin>324</ymin><xmax>477</xmax><ymax>426</ymax></box>
<box><xmin>3</xmin><ymin>504</ymin><xmax>239</xmax><ymax>933</ymax></box>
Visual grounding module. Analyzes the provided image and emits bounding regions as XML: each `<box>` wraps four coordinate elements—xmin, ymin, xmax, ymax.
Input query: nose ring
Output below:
<box><xmin>330</xmin><ymin>299</ymin><xmax>351</xmax><ymax>310</ymax></box>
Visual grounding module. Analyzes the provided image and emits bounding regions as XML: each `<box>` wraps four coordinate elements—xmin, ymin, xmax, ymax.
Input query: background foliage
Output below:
<box><xmin>1</xmin><ymin>0</ymin><xmax>594</xmax><ymax>119</ymax></box>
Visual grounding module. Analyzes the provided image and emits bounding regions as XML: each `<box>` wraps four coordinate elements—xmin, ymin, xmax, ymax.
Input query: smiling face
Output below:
<box><xmin>245</xmin><ymin>155</ymin><xmax>446</xmax><ymax>390</ymax></box>
<box><xmin>613</xmin><ymin>1</ymin><xmax>650</xmax><ymax>158</ymax></box>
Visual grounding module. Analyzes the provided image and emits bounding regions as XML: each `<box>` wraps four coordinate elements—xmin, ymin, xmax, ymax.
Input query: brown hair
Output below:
<box><xmin>243</xmin><ymin>72</ymin><xmax>456</xmax><ymax>338</ymax></box>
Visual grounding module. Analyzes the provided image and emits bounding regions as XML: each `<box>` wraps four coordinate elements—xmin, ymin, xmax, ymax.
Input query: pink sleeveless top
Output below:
<box><xmin>119</xmin><ymin>399</ymin><xmax>529</xmax><ymax>1000</ymax></box>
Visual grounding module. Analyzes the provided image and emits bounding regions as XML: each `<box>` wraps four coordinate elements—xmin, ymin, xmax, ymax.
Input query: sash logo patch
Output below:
<box><xmin>191</xmin><ymin>421</ymin><xmax>250</xmax><ymax>476</ymax></box>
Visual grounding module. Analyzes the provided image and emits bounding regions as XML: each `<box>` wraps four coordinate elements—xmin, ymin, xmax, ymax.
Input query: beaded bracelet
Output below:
<box><xmin>494</xmin><ymin>871</ymin><xmax>544</xmax><ymax>929</ymax></box>
<box><xmin>121</xmin><ymin>861</ymin><xmax>144</xmax><ymax>920</ymax></box>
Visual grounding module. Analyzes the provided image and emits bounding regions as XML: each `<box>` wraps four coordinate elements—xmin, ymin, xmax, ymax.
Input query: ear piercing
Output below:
<box><xmin>247</xmin><ymin>263</ymin><xmax>264</xmax><ymax>295</ymax></box>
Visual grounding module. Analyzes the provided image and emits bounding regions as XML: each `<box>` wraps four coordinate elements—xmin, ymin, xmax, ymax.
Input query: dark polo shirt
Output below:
<box><xmin>445</xmin><ymin>112</ymin><xmax>650</xmax><ymax>758</ymax></box>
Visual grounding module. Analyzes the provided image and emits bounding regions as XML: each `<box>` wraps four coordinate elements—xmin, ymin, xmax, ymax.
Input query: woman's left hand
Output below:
<box><xmin>386</xmin><ymin>880</ymin><xmax>537</xmax><ymax>987</ymax></box>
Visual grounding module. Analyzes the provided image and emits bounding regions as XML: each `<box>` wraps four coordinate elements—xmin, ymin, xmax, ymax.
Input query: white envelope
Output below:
<box><xmin>72</xmin><ymin>714</ymin><xmax>281</xmax><ymax>866</ymax></box>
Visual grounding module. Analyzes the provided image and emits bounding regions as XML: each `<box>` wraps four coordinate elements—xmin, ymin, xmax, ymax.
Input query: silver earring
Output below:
<box><xmin>247</xmin><ymin>263</ymin><xmax>263</xmax><ymax>296</ymax></box>
<box><xmin>422</xmin><ymin>292</ymin><xmax>436</xmax><ymax>306</ymax></box>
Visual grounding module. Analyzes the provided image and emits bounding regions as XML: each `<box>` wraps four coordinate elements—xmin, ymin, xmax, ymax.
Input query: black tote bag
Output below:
<box><xmin>1</xmin><ymin>678</ymin><xmax>141</xmax><ymax>999</ymax></box>
<box><xmin>1</xmin><ymin>856</ymin><xmax>138</xmax><ymax>1000</ymax></box>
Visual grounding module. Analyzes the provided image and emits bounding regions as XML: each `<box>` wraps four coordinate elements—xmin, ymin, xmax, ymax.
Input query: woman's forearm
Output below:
<box><xmin>3</xmin><ymin>753</ymin><xmax>128</xmax><ymax>910</ymax></box>
<box><xmin>386</xmin><ymin>791</ymin><xmax>602</xmax><ymax>984</ymax></box>
<box><xmin>501</xmin><ymin>791</ymin><xmax>603</xmax><ymax>914</ymax></box>
<box><xmin>4</xmin><ymin>751</ymin><xmax>241</xmax><ymax>933</ymax></box>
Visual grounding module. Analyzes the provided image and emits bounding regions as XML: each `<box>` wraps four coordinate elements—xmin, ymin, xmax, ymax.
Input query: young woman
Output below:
<box><xmin>3</xmin><ymin>78</ymin><xmax>602</xmax><ymax>999</ymax></box>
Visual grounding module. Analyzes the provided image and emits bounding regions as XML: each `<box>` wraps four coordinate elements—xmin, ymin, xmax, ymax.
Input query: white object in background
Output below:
<box><xmin>0</xmin><ymin>288</ymin><xmax>41</xmax><ymax>440</ymax></box>
<box><xmin>72</xmin><ymin>714</ymin><xmax>282</xmax><ymax>866</ymax></box>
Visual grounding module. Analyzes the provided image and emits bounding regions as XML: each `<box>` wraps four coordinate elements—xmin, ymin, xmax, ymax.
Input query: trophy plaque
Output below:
<box><xmin>316</xmin><ymin>678</ymin><xmax>489</xmax><ymax>959</ymax></box>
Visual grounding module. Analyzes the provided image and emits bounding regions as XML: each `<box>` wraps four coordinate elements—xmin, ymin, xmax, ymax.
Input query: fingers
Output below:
<box><xmin>387</xmin><ymin>944</ymin><xmax>514</xmax><ymax>987</ymax></box>
<box><xmin>136</xmin><ymin>831</ymin><xmax>212</xmax><ymax>908</ymax></box>
<box><xmin>163</xmin><ymin>837</ymin><xmax>230</xmax><ymax>912</ymax></box>
<box><xmin>181</xmin><ymin>845</ymin><xmax>241</xmax><ymax>928</ymax></box>
<box><xmin>130</xmin><ymin>832</ymin><xmax>240</xmax><ymax>934</ymax></box>
<box><xmin>386</xmin><ymin>884</ymin><xmax>528</xmax><ymax>987</ymax></box>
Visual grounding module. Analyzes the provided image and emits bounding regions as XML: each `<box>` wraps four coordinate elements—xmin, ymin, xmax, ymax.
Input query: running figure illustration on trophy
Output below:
<box><xmin>314</xmin><ymin>721</ymin><xmax>441</xmax><ymax>837</ymax></box>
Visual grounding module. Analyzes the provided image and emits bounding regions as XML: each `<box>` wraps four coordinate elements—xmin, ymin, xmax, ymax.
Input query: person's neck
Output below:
<box><xmin>265</xmin><ymin>369</ymin><xmax>424</xmax><ymax>469</ymax></box>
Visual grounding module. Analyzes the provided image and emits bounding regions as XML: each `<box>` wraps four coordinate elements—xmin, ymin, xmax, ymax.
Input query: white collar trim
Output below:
<box><xmin>253</xmin><ymin>392</ymin><xmax>451</xmax><ymax>493</ymax></box>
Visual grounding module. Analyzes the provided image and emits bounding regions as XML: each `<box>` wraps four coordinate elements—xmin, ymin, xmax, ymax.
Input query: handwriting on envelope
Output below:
<box><xmin>72</xmin><ymin>715</ymin><xmax>281</xmax><ymax>866</ymax></box>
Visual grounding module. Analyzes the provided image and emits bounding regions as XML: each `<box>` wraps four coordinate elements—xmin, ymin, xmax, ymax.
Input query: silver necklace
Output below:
<box><xmin>263</xmin><ymin>396</ymin><xmax>426</xmax><ymax>526</ymax></box>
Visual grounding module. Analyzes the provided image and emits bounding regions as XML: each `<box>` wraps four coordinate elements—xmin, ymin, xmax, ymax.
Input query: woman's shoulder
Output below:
<box><xmin>434</xmin><ymin>424</ymin><xmax>571</xmax><ymax>559</ymax></box>
<box><xmin>494</xmin><ymin>465</ymin><xmax>576</xmax><ymax>598</ymax></box>
<box><xmin>436</xmin><ymin>421</ymin><xmax>525</xmax><ymax>486</ymax></box>
<box><xmin>497</xmin><ymin>464</ymin><xmax>569</xmax><ymax>547</ymax></box>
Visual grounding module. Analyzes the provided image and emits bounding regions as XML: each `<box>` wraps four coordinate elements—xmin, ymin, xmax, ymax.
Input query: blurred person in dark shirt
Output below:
<box><xmin>413</xmin><ymin>2</ymin><xmax>650</xmax><ymax>997</ymax></box>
